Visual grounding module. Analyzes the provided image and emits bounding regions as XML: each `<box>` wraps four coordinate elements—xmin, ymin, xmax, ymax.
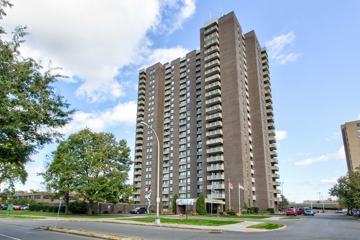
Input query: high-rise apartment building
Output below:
<box><xmin>133</xmin><ymin>12</ymin><xmax>280</xmax><ymax>212</ymax></box>
<box><xmin>341</xmin><ymin>120</ymin><xmax>360</xmax><ymax>172</ymax></box>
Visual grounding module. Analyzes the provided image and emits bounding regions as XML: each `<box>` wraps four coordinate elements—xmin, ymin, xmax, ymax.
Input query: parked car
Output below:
<box><xmin>130</xmin><ymin>207</ymin><xmax>148</xmax><ymax>214</ymax></box>
<box><xmin>304</xmin><ymin>207</ymin><xmax>315</xmax><ymax>216</ymax></box>
<box><xmin>20</xmin><ymin>205</ymin><xmax>29</xmax><ymax>210</ymax></box>
<box><xmin>286</xmin><ymin>208</ymin><xmax>297</xmax><ymax>216</ymax></box>
<box><xmin>297</xmin><ymin>208</ymin><xmax>305</xmax><ymax>215</ymax></box>
<box><xmin>0</xmin><ymin>204</ymin><xmax>7</xmax><ymax>210</ymax></box>
<box><xmin>12</xmin><ymin>205</ymin><xmax>21</xmax><ymax>210</ymax></box>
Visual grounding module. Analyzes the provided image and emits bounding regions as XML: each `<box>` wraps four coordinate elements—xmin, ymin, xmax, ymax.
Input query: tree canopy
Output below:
<box><xmin>0</xmin><ymin>1</ymin><xmax>73</xmax><ymax>188</ymax></box>
<box><xmin>329</xmin><ymin>168</ymin><xmax>360</xmax><ymax>214</ymax></box>
<box><xmin>42</xmin><ymin>129</ymin><xmax>132</xmax><ymax>214</ymax></box>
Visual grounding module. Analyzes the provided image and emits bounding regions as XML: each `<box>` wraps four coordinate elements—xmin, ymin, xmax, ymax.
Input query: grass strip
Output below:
<box><xmin>247</xmin><ymin>222</ymin><xmax>284</xmax><ymax>230</ymax></box>
<box><xmin>280</xmin><ymin>217</ymin><xmax>301</xmax><ymax>220</ymax></box>
<box><xmin>121</xmin><ymin>217</ymin><xmax>239</xmax><ymax>226</ymax></box>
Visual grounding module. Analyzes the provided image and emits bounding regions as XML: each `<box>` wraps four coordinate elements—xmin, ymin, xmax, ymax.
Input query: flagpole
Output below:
<box><xmin>228</xmin><ymin>178</ymin><xmax>231</xmax><ymax>210</ymax></box>
<box><xmin>238</xmin><ymin>183</ymin><xmax>241</xmax><ymax>215</ymax></box>
<box><xmin>210</xmin><ymin>185</ymin><xmax>213</xmax><ymax>216</ymax></box>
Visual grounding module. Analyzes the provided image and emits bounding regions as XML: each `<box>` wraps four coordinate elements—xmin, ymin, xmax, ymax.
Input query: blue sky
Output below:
<box><xmin>2</xmin><ymin>0</ymin><xmax>359</xmax><ymax>202</ymax></box>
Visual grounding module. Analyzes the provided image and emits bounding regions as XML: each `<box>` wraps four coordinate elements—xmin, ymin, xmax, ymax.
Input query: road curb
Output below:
<box><xmin>40</xmin><ymin>226</ymin><xmax>142</xmax><ymax>240</ymax></box>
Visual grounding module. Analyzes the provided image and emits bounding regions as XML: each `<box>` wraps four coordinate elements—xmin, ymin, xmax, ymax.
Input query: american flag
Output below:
<box><xmin>146</xmin><ymin>186</ymin><xmax>152</xmax><ymax>193</ymax></box>
<box><xmin>228</xmin><ymin>181</ymin><xmax>233</xmax><ymax>190</ymax></box>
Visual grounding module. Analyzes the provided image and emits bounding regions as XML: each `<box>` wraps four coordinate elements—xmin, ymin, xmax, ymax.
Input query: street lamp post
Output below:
<box><xmin>140</xmin><ymin>121</ymin><xmax>160</xmax><ymax>225</ymax></box>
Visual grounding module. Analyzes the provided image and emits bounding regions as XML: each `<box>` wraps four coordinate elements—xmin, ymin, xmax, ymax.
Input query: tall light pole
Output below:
<box><xmin>140</xmin><ymin>121</ymin><xmax>160</xmax><ymax>225</ymax></box>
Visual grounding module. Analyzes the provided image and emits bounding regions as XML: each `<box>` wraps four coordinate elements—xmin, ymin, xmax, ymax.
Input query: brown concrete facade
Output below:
<box><xmin>341</xmin><ymin>120</ymin><xmax>360</xmax><ymax>172</ymax></box>
<box><xmin>133</xmin><ymin>11</ymin><xmax>280</xmax><ymax>212</ymax></box>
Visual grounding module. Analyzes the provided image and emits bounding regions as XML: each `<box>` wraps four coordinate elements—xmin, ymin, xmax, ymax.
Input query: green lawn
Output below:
<box><xmin>247</xmin><ymin>222</ymin><xmax>284</xmax><ymax>230</ymax></box>
<box><xmin>208</xmin><ymin>214</ymin><xmax>271</xmax><ymax>219</ymax></box>
<box><xmin>280</xmin><ymin>217</ymin><xmax>301</xmax><ymax>220</ymax></box>
<box><xmin>121</xmin><ymin>217</ymin><xmax>239</xmax><ymax>226</ymax></box>
<box><xmin>0</xmin><ymin>210</ymin><xmax>124</xmax><ymax>218</ymax></box>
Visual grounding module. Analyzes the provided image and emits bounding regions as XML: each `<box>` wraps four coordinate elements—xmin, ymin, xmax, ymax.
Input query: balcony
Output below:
<box><xmin>269</xmin><ymin>143</ymin><xmax>277</xmax><ymax>151</ymax></box>
<box><xmin>135</xmin><ymin>146</ymin><xmax>142</xmax><ymax>152</ymax></box>
<box><xmin>205</xmin><ymin>104</ymin><xmax>222</xmax><ymax>115</ymax></box>
<box><xmin>205</xmin><ymin>81</ymin><xmax>221</xmax><ymax>91</ymax></box>
<box><xmin>135</xmin><ymin>139</ymin><xmax>143</xmax><ymax>145</ymax></box>
<box><xmin>273</xmin><ymin>173</ymin><xmax>280</xmax><ymax>179</ymax></box>
<box><xmin>134</xmin><ymin>170</ymin><xmax>142</xmax><ymax>175</ymax></box>
<box><xmin>204</xmin><ymin>32</ymin><xmax>219</xmax><ymax>41</ymax></box>
<box><xmin>272</xmin><ymin>165</ymin><xmax>279</xmax><ymax>171</ymax></box>
<box><xmin>204</xmin><ymin>37</ymin><xmax>220</xmax><ymax>48</ymax></box>
<box><xmin>206</xmin><ymin>137</ymin><xmax>223</xmax><ymax>146</ymax></box>
<box><xmin>206</xmin><ymin>113</ymin><xmax>222</xmax><ymax>122</ymax></box>
<box><xmin>207</xmin><ymin>155</ymin><xmax>224</xmax><ymax>163</ymax></box>
<box><xmin>204</xmin><ymin>45</ymin><xmax>220</xmax><ymax>55</ymax></box>
<box><xmin>133</xmin><ymin>177</ymin><xmax>141</xmax><ymax>182</ymax></box>
<box><xmin>205</xmin><ymin>89</ymin><xmax>221</xmax><ymax>99</ymax></box>
<box><xmin>134</xmin><ymin>183</ymin><xmax>141</xmax><ymax>188</ymax></box>
<box><xmin>206</xmin><ymin>120</ymin><xmax>223</xmax><ymax>130</ymax></box>
<box><xmin>205</xmin><ymin>73</ymin><xmax>221</xmax><ymax>84</ymax></box>
<box><xmin>271</xmin><ymin>157</ymin><xmax>278</xmax><ymax>164</ymax></box>
<box><xmin>206</xmin><ymin>129</ymin><xmax>223</xmax><ymax>138</ymax></box>
<box><xmin>135</xmin><ymin>152</ymin><xmax>142</xmax><ymax>157</ymax></box>
<box><xmin>204</xmin><ymin>52</ymin><xmax>220</xmax><ymax>63</ymax></box>
<box><xmin>207</xmin><ymin>193</ymin><xmax>225</xmax><ymax>199</ymax></box>
<box><xmin>204</xmin><ymin>24</ymin><xmax>218</xmax><ymax>35</ymax></box>
<box><xmin>207</xmin><ymin>183</ymin><xmax>225</xmax><ymax>190</ymax></box>
<box><xmin>205</xmin><ymin>97</ymin><xmax>221</xmax><ymax>107</ymax></box>
<box><xmin>204</xmin><ymin>59</ymin><xmax>220</xmax><ymax>69</ymax></box>
<box><xmin>133</xmin><ymin>197</ymin><xmax>140</xmax><ymax>202</ymax></box>
<box><xmin>207</xmin><ymin>164</ymin><xmax>224</xmax><ymax>171</ymax></box>
<box><xmin>138</xmin><ymin>89</ymin><xmax>145</xmax><ymax>96</ymax></box>
<box><xmin>207</xmin><ymin>146</ymin><xmax>224</xmax><ymax>154</ymax></box>
<box><xmin>207</xmin><ymin>174</ymin><xmax>224</xmax><ymax>180</ymax></box>
<box><xmin>270</xmin><ymin>151</ymin><xmax>278</xmax><ymax>158</ymax></box>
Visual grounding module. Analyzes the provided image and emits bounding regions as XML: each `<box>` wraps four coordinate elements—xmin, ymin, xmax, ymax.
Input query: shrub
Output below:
<box><xmin>226</xmin><ymin>209</ymin><xmax>236</xmax><ymax>216</ymax></box>
<box><xmin>246</xmin><ymin>207</ymin><xmax>259</xmax><ymax>214</ymax></box>
<box><xmin>267</xmin><ymin>208</ymin><xmax>275</xmax><ymax>214</ymax></box>
<box><xmin>69</xmin><ymin>201</ymin><xmax>87</xmax><ymax>214</ymax></box>
<box><xmin>196</xmin><ymin>193</ymin><xmax>206</xmax><ymax>215</ymax></box>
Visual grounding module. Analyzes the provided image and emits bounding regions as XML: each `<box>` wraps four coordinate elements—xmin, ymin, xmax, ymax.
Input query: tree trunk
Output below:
<box><xmin>64</xmin><ymin>193</ymin><xmax>70</xmax><ymax>214</ymax></box>
<box><xmin>87</xmin><ymin>202</ymin><xmax>93</xmax><ymax>215</ymax></box>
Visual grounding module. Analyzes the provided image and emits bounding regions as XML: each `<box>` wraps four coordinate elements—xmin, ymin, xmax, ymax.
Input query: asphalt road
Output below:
<box><xmin>0</xmin><ymin>220</ymin><xmax>95</xmax><ymax>240</ymax></box>
<box><xmin>0</xmin><ymin>214</ymin><xmax>359</xmax><ymax>240</ymax></box>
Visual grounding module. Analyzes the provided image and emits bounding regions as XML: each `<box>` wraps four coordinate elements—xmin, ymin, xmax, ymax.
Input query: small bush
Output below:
<box><xmin>69</xmin><ymin>201</ymin><xmax>87</xmax><ymax>214</ymax></box>
<box><xmin>267</xmin><ymin>208</ymin><xmax>275</xmax><ymax>214</ymax></box>
<box><xmin>246</xmin><ymin>207</ymin><xmax>259</xmax><ymax>214</ymax></box>
<box><xmin>226</xmin><ymin>209</ymin><xmax>236</xmax><ymax>216</ymax></box>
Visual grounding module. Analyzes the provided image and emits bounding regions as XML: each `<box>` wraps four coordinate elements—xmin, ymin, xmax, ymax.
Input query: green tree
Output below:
<box><xmin>330</xmin><ymin>168</ymin><xmax>360</xmax><ymax>215</ymax></box>
<box><xmin>172</xmin><ymin>194</ymin><xmax>178</xmax><ymax>214</ymax></box>
<box><xmin>278</xmin><ymin>194</ymin><xmax>290</xmax><ymax>212</ymax></box>
<box><xmin>0</xmin><ymin>1</ymin><xmax>73</xmax><ymax>187</ymax></box>
<box><xmin>42</xmin><ymin>129</ymin><xmax>132</xmax><ymax>214</ymax></box>
<box><xmin>196</xmin><ymin>193</ymin><xmax>206</xmax><ymax>215</ymax></box>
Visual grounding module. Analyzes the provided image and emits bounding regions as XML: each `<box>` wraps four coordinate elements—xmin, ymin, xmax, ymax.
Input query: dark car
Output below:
<box><xmin>130</xmin><ymin>207</ymin><xmax>147</xmax><ymax>214</ymax></box>
<box><xmin>0</xmin><ymin>204</ymin><xmax>7</xmax><ymax>210</ymax></box>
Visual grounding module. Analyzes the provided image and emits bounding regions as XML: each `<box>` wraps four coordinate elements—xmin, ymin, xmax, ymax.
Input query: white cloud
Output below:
<box><xmin>265</xmin><ymin>32</ymin><xmax>300</xmax><ymax>64</ymax></box>
<box><xmin>3</xmin><ymin>0</ymin><xmax>195</xmax><ymax>102</ymax></box>
<box><xmin>142</xmin><ymin>46</ymin><xmax>189</xmax><ymax>67</ymax></box>
<box><xmin>294</xmin><ymin>146</ymin><xmax>345</xmax><ymax>166</ymax></box>
<box><xmin>60</xmin><ymin>101</ymin><xmax>137</xmax><ymax>135</ymax></box>
<box><xmin>158</xmin><ymin>0</ymin><xmax>195</xmax><ymax>34</ymax></box>
<box><xmin>320</xmin><ymin>178</ymin><xmax>338</xmax><ymax>185</ymax></box>
<box><xmin>275</xmin><ymin>130</ymin><xmax>287</xmax><ymax>141</ymax></box>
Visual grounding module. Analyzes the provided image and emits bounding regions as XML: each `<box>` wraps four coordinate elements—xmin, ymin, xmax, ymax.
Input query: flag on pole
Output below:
<box><xmin>239</xmin><ymin>184</ymin><xmax>245</xmax><ymax>191</ymax></box>
<box><xmin>146</xmin><ymin>186</ymin><xmax>152</xmax><ymax>193</ymax></box>
<box><xmin>229</xmin><ymin>181</ymin><xmax>233</xmax><ymax>190</ymax></box>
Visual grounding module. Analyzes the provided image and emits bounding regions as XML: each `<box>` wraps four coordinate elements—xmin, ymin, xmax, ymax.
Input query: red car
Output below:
<box><xmin>297</xmin><ymin>208</ymin><xmax>305</xmax><ymax>215</ymax></box>
<box><xmin>286</xmin><ymin>208</ymin><xmax>297</xmax><ymax>216</ymax></box>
